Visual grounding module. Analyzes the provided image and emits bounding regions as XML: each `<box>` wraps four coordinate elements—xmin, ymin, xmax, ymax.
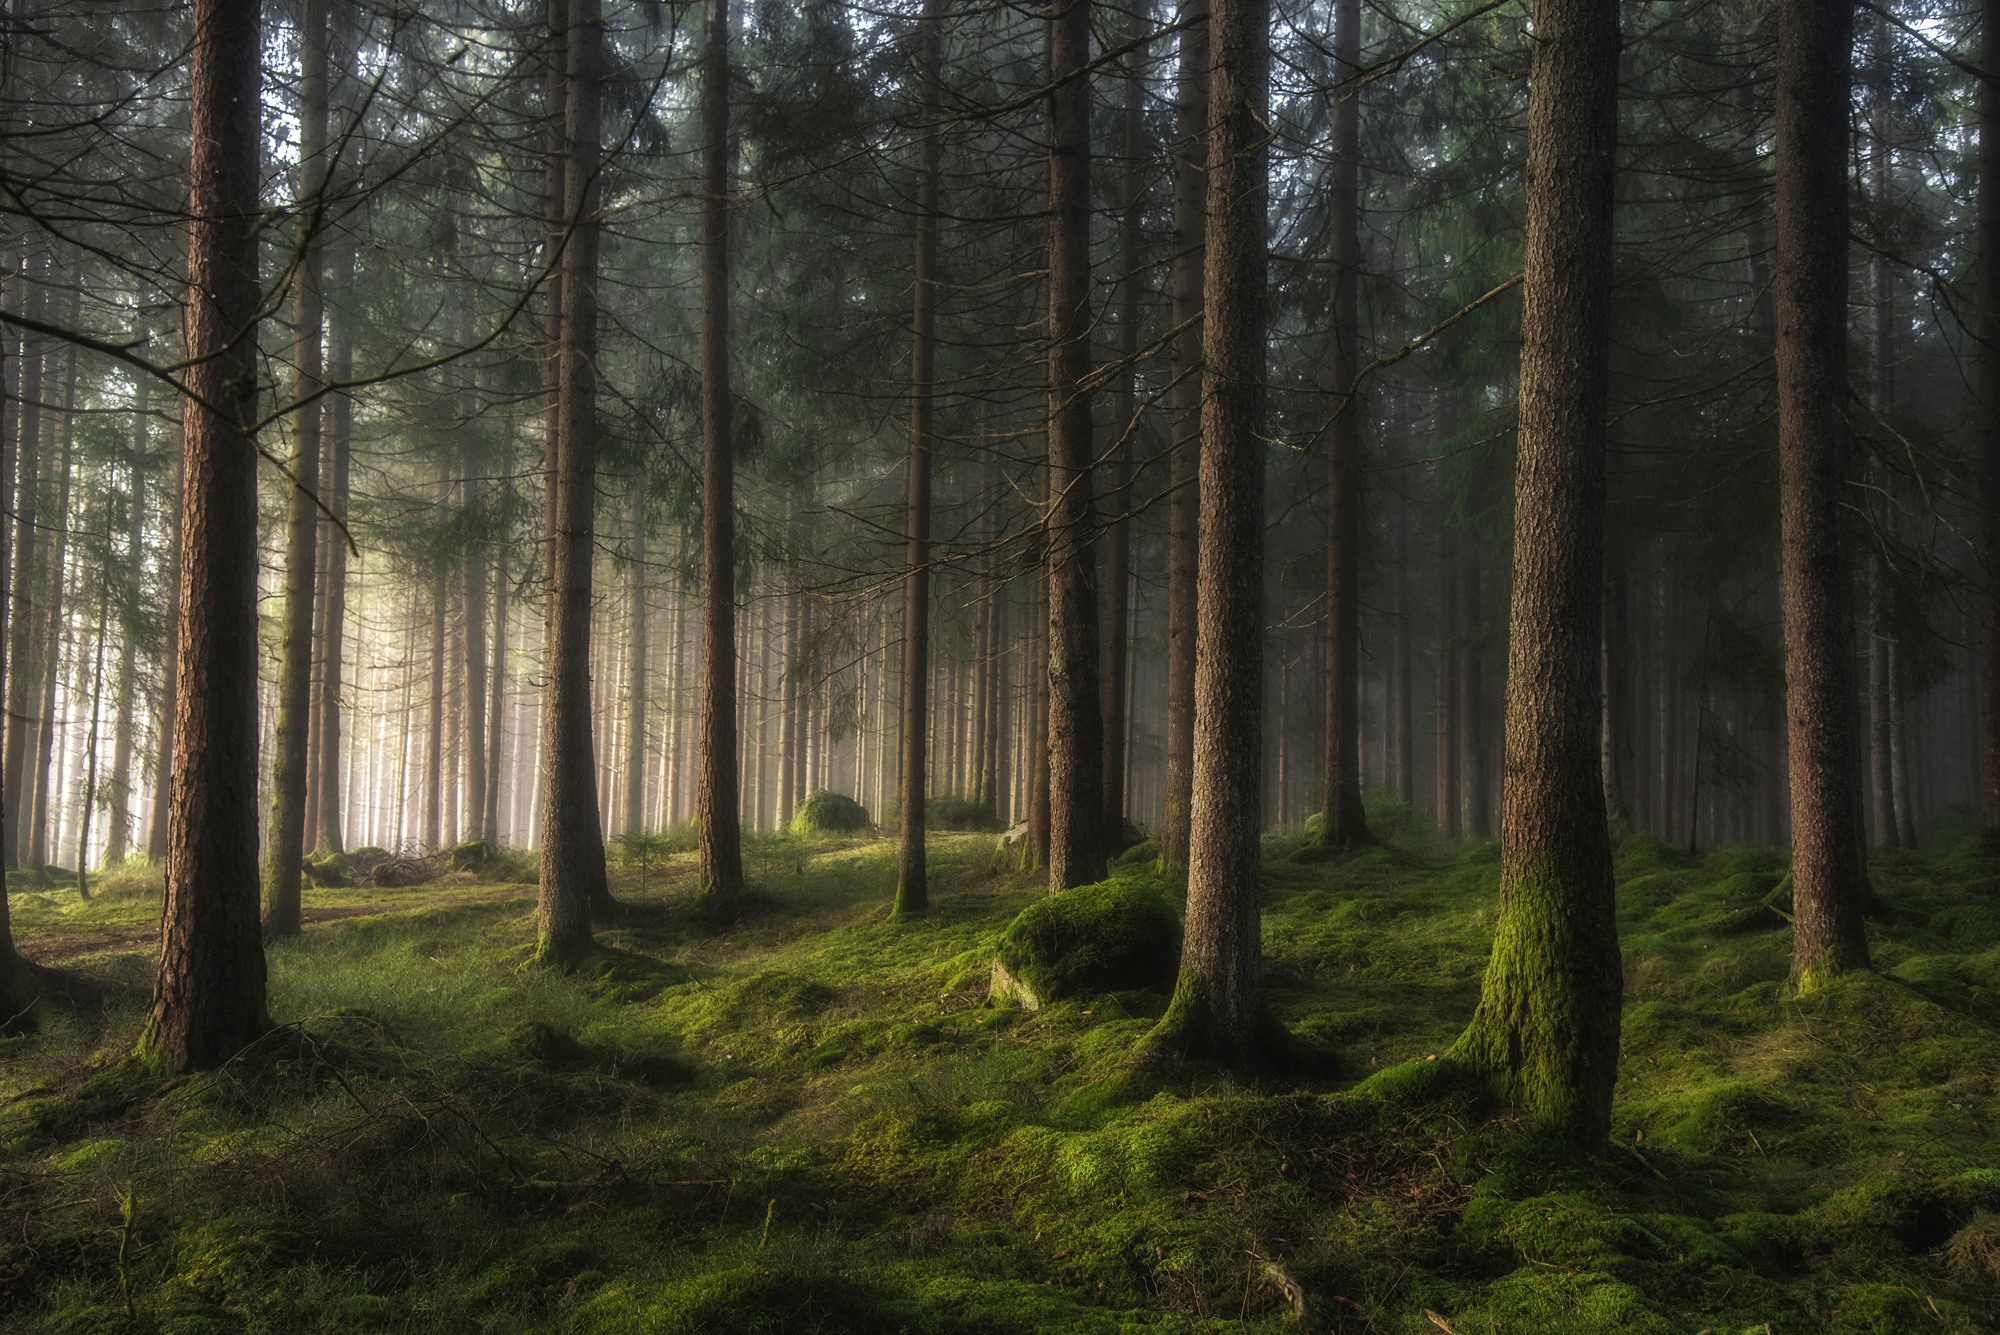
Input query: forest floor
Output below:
<box><xmin>3</xmin><ymin>809</ymin><xmax>2000</xmax><ymax>1333</ymax></box>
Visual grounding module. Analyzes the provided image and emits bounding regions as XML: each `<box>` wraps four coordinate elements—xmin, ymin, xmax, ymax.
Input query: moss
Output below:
<box><xmin>789</xmin><ymin>790</ymin><xmax>869</xmax><ymax>836</ymax></box>
<box><xmin>993</xmin><ymin>877</ymin><xmax>1179</xmax><ymax>1005</ymax></box>
<box><xmin>15</xmin><ymin>831</ymin><xmax>2000</xmax><ymax>1334</ymax></box>
<box><xmin>926</xmin><ymin>794</ymin><xmax>1000</xmax><ymax>833</ymax></box>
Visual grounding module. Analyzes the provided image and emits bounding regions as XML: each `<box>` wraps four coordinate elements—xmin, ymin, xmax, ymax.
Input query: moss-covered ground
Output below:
<box><xmin>4</xmin><ymin>811</ymin><xmax>2000</xmax><ymax>1332</ymax></box>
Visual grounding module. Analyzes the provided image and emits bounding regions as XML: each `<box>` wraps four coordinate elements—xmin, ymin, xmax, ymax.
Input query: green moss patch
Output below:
<box><xmin>992</xmin><ymin>876</ymin><xmax>1181</xmax><ymax>1008</ymax></box>
<box><xmin>789</xmin><ymin>789</ymin><xmax>870</xmax><ymax>836</ymax></box>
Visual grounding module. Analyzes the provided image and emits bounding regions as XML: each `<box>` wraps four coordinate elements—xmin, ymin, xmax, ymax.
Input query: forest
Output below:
<box><xmin>0</xmin><ymin>0</ymin><xmax>1997</xmax><ymax>1328</ymax></box>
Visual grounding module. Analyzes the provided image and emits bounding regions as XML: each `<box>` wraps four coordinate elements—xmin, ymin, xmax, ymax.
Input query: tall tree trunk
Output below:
<box><xmin>263</xmin><ymin>0</ymin><xmax>328</xmax><ymax>937</ymax></box>
<box><xmin>314</xmin><ymin>219</ymin><xmax>354</xmax><ymax>857</ymax></box>
<box><xmin>1601</xmin><ymin>530</ymin><xmax>1634</xmax><ymax>834</ymax></box>
<box><xmin>107</xmin><ymin>302</ymin><xmax>150</xmax><ymax>864</ymax></box>
<box><xmin>1393</xmin><ymin>503</ymin><xmax>1412</xmax><ymax>802</ymax></box>
<box><xmin>1447</xmin><ymin>0</ymin><xmax>1620</xmax><ymax>1145</ymax></box>
<box><xmin>461</xmin><ymin>388</ymin><xmax>488</xmax><ymax>851</ymax></box>
<box><xmin>1045</xmin><ymin>0</ymin><xmax>1105</xmax><ymax>890</ymax></box>
<box><xmin>2</xmin><ymin>249</ymin><xmax>44</xmax><ymax>866</ymax></box>
<box><xmin>1434</xmin><ymin>525</ymin><xmax>1459</xmax><ymax>837</ymax></box>
<box><xmin>1101</xmin><ymin>16</ymin><xmax>1144</xmax><ymax>851</ymax></box>
<box><xmin>30</xmin><ymin>336</ymin><xmax>77</xmax><ymax>871</ymax></box>
<box><xmin>1159</xmin><ymin>0</ymin><xmax>1208</xmax><ymax>872</ymax></box>
<box><xmin>896</xmin><ymin>0</ymin><xmax>942</xmax><ymax>914</ymax></box>
<box><xmin>1777</xmin><ymin>0</ymin><xmax>1869</xmax><ymax>985</ymax></box>
<box><xmin>696</xmin><ymin>0</ymin><xmax>746</xmax><ymax>899</ymax></box>
<box><xmin>1319</xmin><ymin>0</ymin><xmax>1369</xmax><ymax>849</ymax></box>
<box><xmin>142</xmin><ymin>0</ymin><xmax>270</xmax><ymax>1072</ymax></box>
<box><xmin>425</xmin><ymin>560</ymin><xmax>446</xmax><ymax>849</ymax></box>
<box><xmin>623</xmin><ymin>487</ymin><xmax>647</xmax><ymax>835</ymax></box>
<box><xmin>1869</xmin><ymin>563</ymin><xmax>1897</xmax><ymax>848</ymax></box>
<box><xmin>1151</xmin><ymin>0</ymin><xmax>1269</xmax><ymax>1063</ymax></box>
<box><xmin>485</xmin><ymin>556</ymin><xmax>507</xmax><ymax>843</ymax></box>
<box><xmin>1462</xmin><ymin>560</ymin><xmax>1491</xmax><ymax>838</ymax></box>
<box><xmin>1976</xmin><ymin>0</ymin><xmax>2000</xmax><ymax>848</ymax></box>
<box><xmin>77</xmin><ymin>555</ymin><xmax>112</xmax><ymax>897</ymax></box>
<box><xmin>538</xmin><ymin>0</ymin><xmax>612</xmax><ymax>959</ymax></box>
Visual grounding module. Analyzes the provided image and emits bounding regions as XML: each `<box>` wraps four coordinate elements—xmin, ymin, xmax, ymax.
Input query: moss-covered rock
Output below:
<box><xmin>926</xmin><ymin>793</ymin><xmax>999</xmax><ymax>832</ymax></box>
<box><xmin>992</xmin><ymin>877</ymin><xmax>1180</xmax><ymax>1006</ymax></box>
<box><xmin>789</xmin><ymin>789</ymin><xmax>869</xmax><ymax>835</ymax></box>
<box><xmin>302</xmin><ymin>854</ymin><xmax>351</xmax><ymax>888</ymax></box>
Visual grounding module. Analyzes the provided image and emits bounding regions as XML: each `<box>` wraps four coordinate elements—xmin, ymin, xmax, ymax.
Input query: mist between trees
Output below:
<box><xmin>0</xmin><ymin>0</ymin><xmax>1989</xmax><ymax>1118</ymax></box>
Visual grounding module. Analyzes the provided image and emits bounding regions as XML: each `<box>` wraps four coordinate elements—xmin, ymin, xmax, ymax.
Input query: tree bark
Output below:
<box><xmin>696</xmin><ymin>0</ymin><xmax>746</xmax><ymax>899</ymax></box>
<box><xmin>425</xmin><ymin>559</ymin><xmax>446</xmax><ymax>849</ymax></box>
<box><xmin>1776</xmin><ymin>0</ymin><xmax>1869</xmax><ymax>986</ymax></box>
<box><xmin>1045</xmin><ymin>0</ymin><xmax>1105</xmax><ymax>890</ymax></box>
<box><xmin>2</xmin><ymin>249</ymin><xmax>43</xmax><ymax>866</ymax></box>
<box><xmin>1447</xmin><ymin>0</ymin><xmax>1621</xmax><ymax>1146</ymax></box>
<box><xmin>29</xmin><ymin>335</ymin><xmax>77</xmax><ymax>871</ymax></box>
<box><xmin>1101</xmin><ymin>17</ymin><xmax>1144</xmax><ymax>851</ymax></box>
<box><xmin>1434</xmin><ymin>524</ymin><xmax>1459</xmax><ymax>837</ymax></box>
<box><xmin>461</xmin><ymin>379</ymin><xmax>488</xmax><ymax>850</ymax></box>
<box><xmin>485</xmin><ymin>555</ymin><xmax>507</xmax><ymax>843</ymax></box>
<box><xmin>538</xmin><ymin>0</ymin><xmax>612</xmax><ymax>960</ymax></box>
<box><xmin>1159</xmin><ymin>0</ymin><xmax>1208</xmax><ymax>872</ymax></box>
<box><xmin>622</xmin><ymin>487</ymin><xmax>647</xmax><ymax>835</ymax></box>
<box><xmin>313</xmin><ymin>211</ymin><xmax>354</xmax><ymax>857</ymax></box>
<box><xmin>1976</xmin><ymin>0</ymin><xmax>2000</xmax><ymax>848</ymax></box>
<box><xmin>1461</xmin><ymin>560</ymin><xmax>1490</xmax><ymax>839</ymax></box>
<box><xmin>896</xmin><ymin>0</ymin><xmax>943</xmax><ymax>916</ymax></box>
<box><xmin>263</xmin><ymin>0</ymin><xmax>328</xmax><ymax>938</ymax></box>
<box><xmin>107</xmin><ymin>302</ymin><xmax>151</xmax><ymax>864</ymax></box>
<box><xmin>1319</xmin><ymin>0</ymin><xmax>1369</xmax><ymax>850</ymax></box>
<box><xmin>142</xmin><ymin>0</ymin><xmax>271</xmax><ymax>1072</ymax></box>
<box><xmin>1152</xmin><ymin>0</ymin><xmax>1270</xmax><ymax>1064</ymax></box>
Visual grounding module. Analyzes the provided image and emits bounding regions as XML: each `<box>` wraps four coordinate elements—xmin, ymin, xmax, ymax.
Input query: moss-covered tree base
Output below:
<box><xmin>1448</xmin><ymin>865</ymin><xmax>1621</xmax><ymax>1147</ymax></box>
<box><xmin>1141</xmin><ymin>971</ymin><xmax>1331</xmax><ymax>1076</ymax></box>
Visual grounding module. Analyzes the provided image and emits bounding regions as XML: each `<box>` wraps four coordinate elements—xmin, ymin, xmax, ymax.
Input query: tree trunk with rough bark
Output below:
<box><xmin>1320</xmin><ymin>0</ymin><xmax>1369</xmax><ymax>850</ymax></box>
<box><xmin>1776</xmin><ymin>0</ymin><xmax>1869</xmax><ymax>986</ymax></box>
<box><xmin>1151</xmin><ymin>0</ymin><xmax>1270</xmax><ymax>1064</ymax></box>
<box><xmin>107</xmin><ymin>302</ymin><xmax>150</xmax><ymax>864</ymax></box>
<box><xmin>1447</xmin><ymin>0</ymin><xmax>1621</xmax><ymax>1146</ymax></box>
<box><xmin>263</xmin><ymin>0</ymin><xmax>328</xmax><ymax>938</ymax></box>
<box><xmin>314</xmin><ymin>215</ymin><xmax>354</xmax><ymax>857</ymax></box>
<box><xmin>696</xmin><ymin>0</ymin><xmax>745</xmax><ymax>900</ymax></box>
<box><xmin>1159</xmin><ymin>0</ymin><xmax>1207</xmax><ymax>872</ymax></box>
<box><xmin>2</xmin><ymin>250</ymin><xmax>43</xmax><ymax>866</ymax></box>
<box><xmin>896</xmin><ymin>0</ymin><xmax>943</xmax><ymax>917</ymax></box>
<box><xmin>1044</xmin><ymin>0</ymin><xmax>1105</xmax><ymax>891</ymax></box>
<box><xmin>141</xmin><ymin>0</ymin><xmax>271</xmax><ymax>1072</ymax></box>
<box><xmin>538</xmin><ymin>0</ymin><xmax>612</xmax><ymax>961</ymax></box>
<box><xmin>1101</xmin><ymin>17</ymin><xmax>1143</xmax><ymax>851</ymax></box>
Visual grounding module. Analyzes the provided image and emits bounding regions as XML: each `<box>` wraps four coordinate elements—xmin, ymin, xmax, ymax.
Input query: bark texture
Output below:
<box><xmin>1980</xmin><ymin>0</ymin><xmax>2000</xmax><ymax>847</ymax></box>
<box><xmin>1159</xmin><ymin>0</ymin><xmax>1208</xmax><ymax>872</ymax></box>
<box><xmin>896</xmin><ymin>0</ymin><xmax>943</xmax><ymax>918</ymax></box>
<box><xmin>142</xmin><ymin>0</ymin><xmax>271</xmax><ymax>1072</ymax></box>
<box><xmin>1044</xmin><ymin>0</ymin><xmax>1104</xmax><ymax>890</ymax></box>
<box><xmin>1151</xmin><ymin>0</ymin><xmax>1269</xmax><ymax>1065</ymax></box>
<box><xmin>1776</xmin><ymin>0</ymin><xmax>1869</xmax><ymax>986</ymax></box>
<box><xmin>538</xmin><ymin>0</ymin><xmax>611</xmax><ymax>962</ymax></box>
<box><xmin>263</xmin><ymin>0</ymin><xmax>329</xmax><ymax>940</ymax></box>
<box><xmin>696</xmin><ymin>0</ymin><xmax>746</xmax><ymax>899</ymax></box>
<box><xmin>1319</xmin><ymin>0</ymin><xmax>1369</xmax><ymax>850</ymax></box>
<box><xmin>1446</xmin><ymin>0</ymin><xmax>1621</xmax><ymax>1145</ymax></box>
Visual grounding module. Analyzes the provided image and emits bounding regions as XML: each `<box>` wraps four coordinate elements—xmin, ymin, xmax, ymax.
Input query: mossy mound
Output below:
<box><xmin>789</xmin><ymin>789</ymin><xmax>869</xmax><ymax>836</ymax></box>
<box><xmin>926</xmin><ymin>793</ymin><xmax>1000</xmax><ymax>832</ymax></box>
<box><xmin>302</xmin><ymin>854</ymin><xmax>351</xmax><ymax>888</ymax></box>
<box><xmin>992</xmin><ymin>876</ymin><xmax>1180</xmax><ymax>1008</ymax></box>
